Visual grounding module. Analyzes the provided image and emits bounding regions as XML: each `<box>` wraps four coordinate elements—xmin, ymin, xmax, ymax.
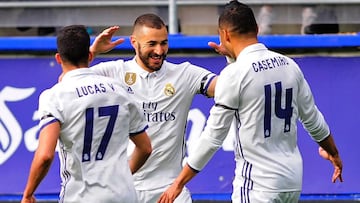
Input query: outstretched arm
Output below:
<box><xmin>318</xmin><ymin>134</ymin><xmax>343</xmax><ymax>183</ymax></box>
<box><xmin>90</xmin><ymin>26</ymin><xmax>125</xmax><ymax>57</ymax></box>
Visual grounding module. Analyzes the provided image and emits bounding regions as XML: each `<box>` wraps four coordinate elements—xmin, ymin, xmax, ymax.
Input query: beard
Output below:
<box><xmin>138</xmin><ymin>46</ymin><xmax>167</xmax><ymax>72</ymax></box>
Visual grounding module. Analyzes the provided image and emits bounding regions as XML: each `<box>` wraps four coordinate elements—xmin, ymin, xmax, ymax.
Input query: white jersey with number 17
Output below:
<box><xmin>38</xmin><ymin>68</ymin><xmax>147</xmax><ymax>203</ymax></box>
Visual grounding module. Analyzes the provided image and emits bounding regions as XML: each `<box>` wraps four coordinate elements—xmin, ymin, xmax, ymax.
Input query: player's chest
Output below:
<box><xmin>123</xmin><ymin>73</ymin><xmax>188</xmax><ymax>101</ymax></box>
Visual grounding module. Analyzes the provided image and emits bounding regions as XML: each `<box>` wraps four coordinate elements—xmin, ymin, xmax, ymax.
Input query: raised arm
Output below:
<box><xmin>208</xmin><ymin>41</ymin><xmax>235</xmax><ymax>64</ymax></box>
<box><xmin>90</xmin><ymin>26</ymin><xmax>125</xmax><ymax>57</ymax></box>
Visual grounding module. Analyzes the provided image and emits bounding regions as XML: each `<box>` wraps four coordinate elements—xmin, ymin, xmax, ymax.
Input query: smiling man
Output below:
<box><xmin>90</xmin><ymin>14</ymin><xmax>217</xmax><ymax>203</ymax></box>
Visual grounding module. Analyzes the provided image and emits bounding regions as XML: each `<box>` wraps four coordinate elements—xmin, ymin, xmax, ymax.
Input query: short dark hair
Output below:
<box><xmin>56</xmin><ymin>25</ymin><xmax>90</xmax><ymax>66</ymax></box>
<box><xmin>133</xmin><ymin>13</ymin><xmax>166</xmax><ymax>30</ymax></box>
<box><xmin>219</xmin><ymin>0</ymin><xmax>258</xmax><ymax>35</ymax></box>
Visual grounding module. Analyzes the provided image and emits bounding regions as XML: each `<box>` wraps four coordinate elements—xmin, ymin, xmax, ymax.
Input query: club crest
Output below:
<box><xmin>125</xmin><ymin>72</ymin><xmax>136</xmax><ymax>85</ymax></box>
<box><xmin>164</xmin><ymin>83</ymin><xmax>175</xmax><ymax>96</ymax></box>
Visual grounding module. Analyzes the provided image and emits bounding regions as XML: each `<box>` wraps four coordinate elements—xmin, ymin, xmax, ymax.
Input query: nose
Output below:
<box><xmin>153</xmin><ymin>44</ymin><xmax>165</xmax><ymax>55</ymax></box>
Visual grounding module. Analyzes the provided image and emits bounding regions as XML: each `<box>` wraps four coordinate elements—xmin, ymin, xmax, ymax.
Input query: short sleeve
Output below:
<box><xmin>90</xmin><ymin>59</ymin><xmax>125</xmax><ymax>81</ymax></box>
<box><xmin>182</xmin><ymin>62</ymin><xmax>216</xmax><ymax>96</ymax></box>
<box><xmin>214</xmin><ymin>64</ymin><xmax>240</xmax><ymax>109</ymax></box>
<box><xmin>38</xmin><ymin>88</ymin><xmax>63</xmax><ymax>129</ymax></box>
<box><xmin>128</xmin><ymin>99</ymin><xmax>148</xmax><ymax>136</ymax></box>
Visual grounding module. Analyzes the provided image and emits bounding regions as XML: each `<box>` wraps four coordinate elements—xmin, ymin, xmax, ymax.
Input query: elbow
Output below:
<box><xmin>37</xmin><ymin>150</ymin><xmax>55</xmax><ymax>164</ymax></box>
<box><xmin>144</xmin><ymin>145</ymin><xmax>152</xmax><ymax>159</ymax></box>
<box><xmin>36</xmin><ymin>152</ymin><xmax>54</xmax><ymax>170</ymax></box>
<box><xmin>42</xmin><ymin>154</ymin><xmax>55</xmax><ymax>166</ymax></box>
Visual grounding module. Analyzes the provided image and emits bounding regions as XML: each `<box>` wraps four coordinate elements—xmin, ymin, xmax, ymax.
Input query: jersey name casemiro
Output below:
<box><xmin>251</xmin><ymin>56</ymin><xmax>289</xmax><ymax>72</ymax></box>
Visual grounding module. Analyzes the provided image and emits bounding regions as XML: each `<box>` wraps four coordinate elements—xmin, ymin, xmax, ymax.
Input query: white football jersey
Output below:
<box><xmin>188</xmin><ymin>43</ymin><xmax>330</xmax><ymax>192</ymax></box>
<box><xmin>91</xmin><ymin>58</ymin><xmax>216</xmax><ymax>190</ymax></box>
<box><xmin>38</xmin><ymin>68</ymin><xmax>147</xmax><ymax>203</ymax></box>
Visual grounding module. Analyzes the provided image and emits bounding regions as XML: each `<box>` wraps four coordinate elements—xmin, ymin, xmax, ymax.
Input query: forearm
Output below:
<box><xmin>128</xmin><ymin>147</ymin><xmax>151</xmax><ymax>174</ymax></box>
<box><xmin>23</xmin><ymin>156</ymin><xmax>53</xmax><ymax>199</ymax></box>
<box><xmin>173</xmin><ymin>164</ymin><xmax>198</xmax><ymax>188</ymax></box>
<box><xmin>318</xmin><ymin>134</ymin><xmax>339</xmax><ymax>157</ymax></box>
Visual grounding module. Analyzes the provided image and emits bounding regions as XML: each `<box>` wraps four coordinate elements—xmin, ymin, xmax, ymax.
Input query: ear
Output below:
<box><xmin>130</xmin><ymin>35</ymin><xmax>137</xmax><ymax>49</ymax></box>
<box><xmin>224</xmin><ymin>29</ymin><xmax>231</xmax><ymax>43</ymax></box>
<box><xmin>88</xmin><ymin>51</ymin><xmax>94</xmax><ymax>63</ymax></box>
<box><xmin>55</xmin><ymin>53</ymin><xmax>62</xmax><ymax>65</ymax></box>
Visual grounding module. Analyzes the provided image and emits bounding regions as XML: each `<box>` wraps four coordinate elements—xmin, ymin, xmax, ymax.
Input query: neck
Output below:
<box><xmin>233</xmin><ymin>37</ymin><xmax>258</xmax><ymax>58</ymax></box>
<box><xmin>61</xmin><ymin>63</ymin><xmax>88</xmax><ymax>76</ymax></box>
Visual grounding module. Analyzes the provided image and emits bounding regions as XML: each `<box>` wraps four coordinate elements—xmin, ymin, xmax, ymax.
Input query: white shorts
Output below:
<box><xmin>136</xmin><ymin>185</ymin><xmax>192</xmax><ymax>203</ymax></box>
<box><xmin>232</xmin><ymin>187</ymin><xmax>300</xmax><ymax>203</ymax></box>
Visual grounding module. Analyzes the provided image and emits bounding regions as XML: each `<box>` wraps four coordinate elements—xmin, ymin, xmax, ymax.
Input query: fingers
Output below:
<box><xmin>208</xmin><ymin>41</ymin><xmax>220</xmax><ymax>53</ymax></box>
<box><xmin>102</xmin><ymin>26</ymin><xmax>120</xmax><ymax>36</ymax></box>
<box><xmin>112</xmin><ymin>38</ymin><xmax>125</xmax><ymax>46</ymax></box>
<box><xmin>208</xmin><ymin>41</ymin><xmax>231</xmax><ymax>57</ymax></box>
<box><xmin>157</xmin><ymin>193</ymin><xmax>173</xmax><ymax>203</ymax></box>
<box><xmin>96</xmin><ymin>26</ymin><xmax>120</xmax><ymax>40</ymax></box>
<box><xmin>332</xmin><ymin>167</ymin><xmax>343</xmax><ymax>183</ymax></box>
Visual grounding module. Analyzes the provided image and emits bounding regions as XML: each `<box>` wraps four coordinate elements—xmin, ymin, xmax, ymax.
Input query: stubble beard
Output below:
<box><xmin>138</xmin><ymin>48</ymin><xmax>166</xmax><ymax>72</ymax></box>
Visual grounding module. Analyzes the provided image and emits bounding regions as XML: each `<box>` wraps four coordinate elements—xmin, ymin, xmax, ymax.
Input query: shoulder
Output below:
<box><xmin>92</xmin><ymin>59</ymin><xmax>126</xmax><ymax>69</ymax></box>
<box><xmin>38</xmin><ymin>87</ymin><xmax>59</xmax><ymax>110</ymax></box>
<box><xmin>39</xmin><ymin>88</ymin><xmax>53</xmax><ymax>102</ymax></box>
<box><xmin>40</xmin><ymin>83</ymin><xmax>64</xmax><ymax>98</ymax></box>
<box><xmin>219</xmin><ymin>62</ymin><xmax>239</xmax><ymax>78</ymax></box>
<box><xmin>165</xmin><ymin>60</ymin><xmax>212</xmax><ymax>75</ymax></box>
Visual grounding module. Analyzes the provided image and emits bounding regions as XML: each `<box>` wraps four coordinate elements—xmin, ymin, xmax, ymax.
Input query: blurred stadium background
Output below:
<box><xmin>0</xmin><ymin>1</ymin><xmax>360</xmax><ymax>202</ymax></box>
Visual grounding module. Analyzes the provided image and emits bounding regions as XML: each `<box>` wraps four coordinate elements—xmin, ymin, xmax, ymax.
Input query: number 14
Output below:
<box><xmin>264</xmin><ymin>82</ymin><xmax>293</xmax><ymax>138</ymax></box>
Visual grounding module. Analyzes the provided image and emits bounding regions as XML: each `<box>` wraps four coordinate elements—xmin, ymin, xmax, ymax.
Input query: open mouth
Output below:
<box><xmin>150</xmin><ymin>55</ymin><xmax>163</xmax><ymax>64</ymax></box>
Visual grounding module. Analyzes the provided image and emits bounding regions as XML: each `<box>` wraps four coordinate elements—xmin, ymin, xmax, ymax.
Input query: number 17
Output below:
<box><xmin>82</xmin><ymin>105</ymin><xmax>119</xmax><ymax>162</ymax></box>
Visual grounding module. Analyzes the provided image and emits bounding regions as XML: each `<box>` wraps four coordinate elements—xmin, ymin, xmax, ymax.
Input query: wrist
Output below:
<box><xmin>89</xmin><ymin>46</ymin><xmax>98</xmax><ymax>56</ymax></box>
<box><xmin>226</xmin><ymin>56</ymin><xmax>235</xmax><ymax>64</ymax></box>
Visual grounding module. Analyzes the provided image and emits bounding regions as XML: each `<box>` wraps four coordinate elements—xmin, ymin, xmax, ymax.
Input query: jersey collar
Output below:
<box><xmin>237</xmin><ymin>43</ymin><xmax>268</xmax><ymax>60</ymax></box>
<box><xmin>61</xmin><ymin>68</ymin><xmax>93</xmax><ymax>82</ymax></box>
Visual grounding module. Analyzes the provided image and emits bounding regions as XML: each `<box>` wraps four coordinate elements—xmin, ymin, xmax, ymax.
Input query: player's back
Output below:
<box><xmin>41</xmin><ymin>68</ymin><xmax>139</xmax><ymax>203</ymax></box>
<box><xmin>224</xmin><ymin>43</ymin><xmax>304</xmax><ymax>191</ymax></box>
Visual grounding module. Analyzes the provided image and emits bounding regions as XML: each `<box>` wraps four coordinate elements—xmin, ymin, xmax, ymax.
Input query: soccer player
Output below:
<box><xmin>21</xmin><ymin>25</ymin><xmax>152</xmax><ymax>203</ymax></box>
<box><xmin>90</xmin><ymin>14</ymin><xmax>217</xmax><ymax>203</ymax></box>
<box><xmin>157</xmin><ymin>1</ymin><xmax>343</xmax><ymax>203</ymax></box>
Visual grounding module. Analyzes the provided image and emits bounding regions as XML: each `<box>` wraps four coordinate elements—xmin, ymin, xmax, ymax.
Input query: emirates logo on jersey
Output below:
<box><xmin>125</xmin><ymin>72</ymin><xmax>136</xmax><ymax>85</ymax></box>
<box><xmin>164</xmin><ymin>83</ymin><xmax>175</xmax><ymax>96</ymax></box>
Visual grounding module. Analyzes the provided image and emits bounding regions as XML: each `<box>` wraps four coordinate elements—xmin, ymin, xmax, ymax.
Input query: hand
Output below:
<box><xmin>208</xmin><ymin>41</ymin><xmax>230</xmax><ymax>56</ymax></box>
<box><xmin>90</xmin><ymin>26</ymin><xmax>125</xmax><ymax>55</ymax></box>
<box><xmin>157</xmin><ymin>183</ymin><xmax>183</xmax><ymax>203</ymax></box>
<box><xmin>21</xmin><ymin>195</ymin><xmax>36</xmax><ymax>203</ymax></box>
<box><xmin>329</xmin><ymin>154</ymin><xmax>343</xmax><ymax>183</ymax></box>
<box><xmin>318</xmin><ymin>147</ymin><xmax>343</xmax><ymax>183</ymax></box>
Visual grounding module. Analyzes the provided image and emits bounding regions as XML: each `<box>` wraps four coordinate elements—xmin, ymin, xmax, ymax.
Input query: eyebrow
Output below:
<box><xmin>146</xmin><ymin>39</ymin><xmax>168</xmax><ymax>44</ymax></box>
